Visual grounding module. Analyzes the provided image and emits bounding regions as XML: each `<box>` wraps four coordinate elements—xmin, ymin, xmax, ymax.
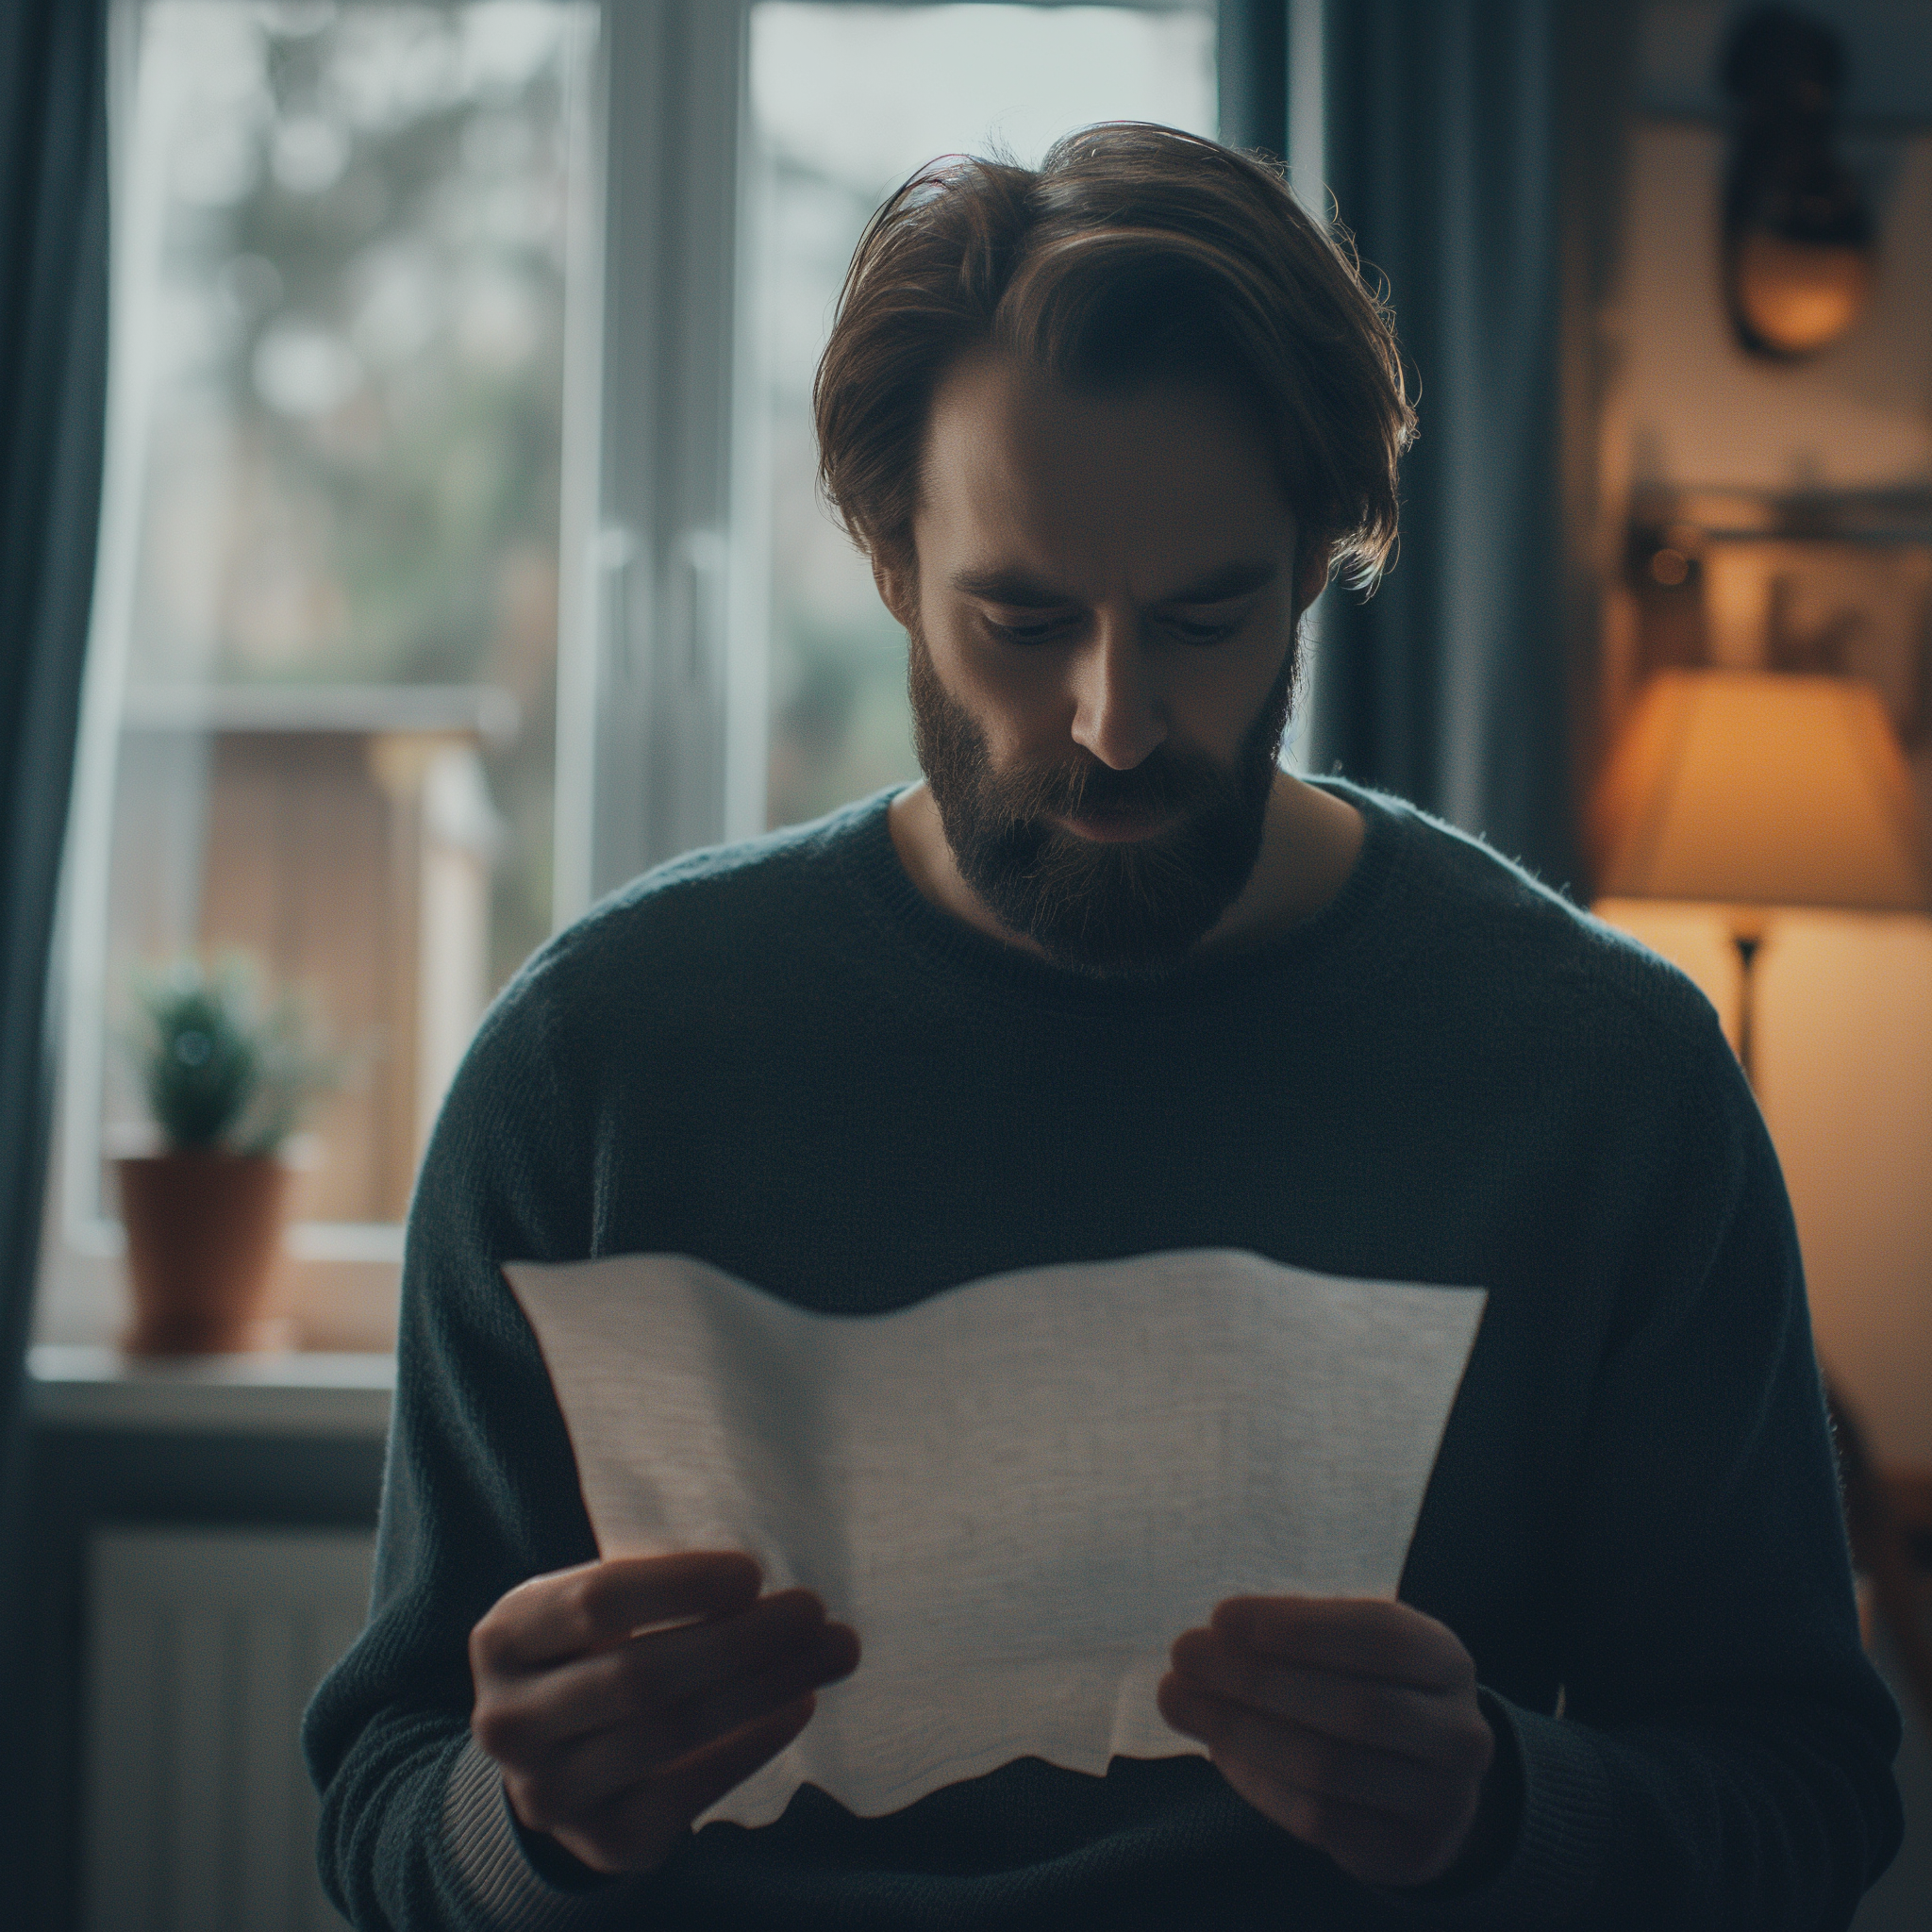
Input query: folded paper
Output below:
<box><xmin>504</xmin><ymin>1248</ymin><xmax>1485</xmax><ymax>1829</ymax></box>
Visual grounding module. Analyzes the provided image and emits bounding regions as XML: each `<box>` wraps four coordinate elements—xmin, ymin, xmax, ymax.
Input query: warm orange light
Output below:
<box><xmin>1731</xmin><ymin>231</ymin><xmax>1874</xmax><ymax>356</ymax></box>
<box><xmin>1590</xmin><ymin>670</ymin><xmax>1930</xmax><ymax>911</ymax></box>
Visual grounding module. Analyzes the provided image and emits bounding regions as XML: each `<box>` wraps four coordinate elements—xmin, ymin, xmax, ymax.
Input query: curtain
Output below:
<box><xmin>0</xmin><ymin>0</ymin><xmax>111</xmax><ymax>1479</ymax></box>
<box><xmin>1304</xmin><ymin>0</ymin><xmax>1632</xmax><ymax>894</ymax></box>
<box><xmin>1219</xmin><ymin>0</ymin><xmax>1289</xmax><ymax>158</ymax></box>
<box><xmin>0</xmin><ymin>0</ymin><xmax>112</xmax><ymax>1890</ymax></box>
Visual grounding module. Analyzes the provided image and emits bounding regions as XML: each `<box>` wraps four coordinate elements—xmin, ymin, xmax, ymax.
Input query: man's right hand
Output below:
<box><xmin>469</xmin><ymin>1551</ymin><xmax>860</xmax><ymax>1876</ymax></box>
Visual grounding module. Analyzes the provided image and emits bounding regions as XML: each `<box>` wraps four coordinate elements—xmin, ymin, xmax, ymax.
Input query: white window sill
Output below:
<box><xmin>25</xmin><ymin>1343</ymin><xmax>393</xmax><ymax>1439</ymax></box>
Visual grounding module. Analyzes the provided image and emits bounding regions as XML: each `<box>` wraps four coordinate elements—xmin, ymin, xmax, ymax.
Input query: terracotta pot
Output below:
<box><xmin>116</xmin><ymin>1151</ymin><xmax>292</xmax><ymax>1355</ymax></box>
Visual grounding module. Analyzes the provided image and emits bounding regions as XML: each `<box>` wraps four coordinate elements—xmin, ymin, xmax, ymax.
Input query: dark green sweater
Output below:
<box><xmin>305</xmin><ymin>781</ymin><xmax>1903</xmax><ymax>1930</ymax></box>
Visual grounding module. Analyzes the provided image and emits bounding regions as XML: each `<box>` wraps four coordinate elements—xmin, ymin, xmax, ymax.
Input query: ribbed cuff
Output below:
<box><xmin>440</xmin><ymin>1735</ymin><xmax>662</xmax><ymax>1929</ymax></box>
<box><xmin>1376</xmin><ymin>1692</ymin><xmax>1611</xmax><ymax>1926</ymax></box>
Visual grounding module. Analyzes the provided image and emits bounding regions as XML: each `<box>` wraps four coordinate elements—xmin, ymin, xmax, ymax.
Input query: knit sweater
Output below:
<box><xmin>304</xmin><ymin>780</ymin><xmax>1904</xmax><ymax>1931</ymax></box>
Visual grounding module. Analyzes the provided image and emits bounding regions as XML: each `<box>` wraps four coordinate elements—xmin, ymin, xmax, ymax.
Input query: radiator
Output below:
<box><xmin>83</xmin><ymin>1525</ymin><xmax>375</xmax><ymax>1932</ymax></box>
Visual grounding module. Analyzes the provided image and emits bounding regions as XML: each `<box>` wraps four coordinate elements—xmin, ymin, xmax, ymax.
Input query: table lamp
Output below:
<box><xmin>1590</xmin><ymin>668</ymin><xmax>1929</xmax><ymax>1082</ymax></box>
<box><xmin>1589</xmin><ymin>665</ymin><xmax>1932</xmax><ymax>1724</ymax></box>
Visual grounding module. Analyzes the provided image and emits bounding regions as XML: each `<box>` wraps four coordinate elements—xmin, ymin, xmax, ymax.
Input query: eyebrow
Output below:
<box><xmin>947</xmin><ymin>559</ymin><xmax>1279</xmax><ymax>608</ymax></box>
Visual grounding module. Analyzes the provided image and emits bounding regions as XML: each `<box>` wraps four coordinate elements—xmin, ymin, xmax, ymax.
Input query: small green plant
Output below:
<box><xmin>128</xmin><ymin>957</ymin><xmax>336</xmax><ymax>1157</ymax></box>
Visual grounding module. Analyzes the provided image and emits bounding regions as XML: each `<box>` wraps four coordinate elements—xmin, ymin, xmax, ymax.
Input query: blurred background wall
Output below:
<box><xmin>1593</xmin><ymin>0</ymin><xmax>1932</xmax><ymax>1476</ymax></box>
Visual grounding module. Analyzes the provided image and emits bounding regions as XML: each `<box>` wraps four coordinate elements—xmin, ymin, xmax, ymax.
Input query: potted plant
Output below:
<box><xmin>117</xmin><ymin>957</ymin><xmax>334</xmax><ymax>1355</ymax></box>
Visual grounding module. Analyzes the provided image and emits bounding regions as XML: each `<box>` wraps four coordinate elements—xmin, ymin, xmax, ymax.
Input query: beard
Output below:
<box><xmin>907</xmin><ymin>619</ymin><xmax>1299</xmax><ymax>981</ymax></box>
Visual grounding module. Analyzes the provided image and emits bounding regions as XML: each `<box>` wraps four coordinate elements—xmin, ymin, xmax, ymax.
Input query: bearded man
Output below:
<box><xmin>306</xmin><ymin>125</ymin><xmax>1902</xmax><ymax>1931</ymax></box>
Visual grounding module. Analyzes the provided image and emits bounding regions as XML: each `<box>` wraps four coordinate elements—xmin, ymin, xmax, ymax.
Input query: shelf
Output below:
<box><xmin>1629</xmin><ymin>487</ymin><xmax>1932</xmax><ymax>551</ymax></box>
<box><xmin>25</xmin><ymin>1344</ymin><xmax>393</xmax><ymax>1439</ymax></box>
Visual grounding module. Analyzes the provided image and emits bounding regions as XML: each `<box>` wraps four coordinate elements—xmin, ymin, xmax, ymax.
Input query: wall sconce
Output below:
<box><xmin>1721</xmin><ymin>5</ymin><xmax>1875</xmax><ymax>359</ymax></box>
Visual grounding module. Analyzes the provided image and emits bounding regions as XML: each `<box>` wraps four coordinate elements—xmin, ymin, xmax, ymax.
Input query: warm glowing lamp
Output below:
<box><xmin>1591</xmin><ymin>668</ymin><xmax>1930</xmax><ymax>1077</ymax></box>
<box><xmin>1591</xmin><ymin>666</ymin><xmax>1932</xmax><ymax>1724</ymax></box>
<box><xmin>1729</xmin><ymin>232</ymin><xmax>1874</xmax><ymax>358</ymax></box>
<box><xmin>1721</xmin><ymin>6</ymin><xmax>1877</xmax><ymax>360</ymax></box>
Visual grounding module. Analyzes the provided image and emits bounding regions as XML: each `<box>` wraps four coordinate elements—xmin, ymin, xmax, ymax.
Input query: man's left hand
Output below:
<box><xmin>1158</xmin><ymin>1595</ymin><xmax>1502</xmax><ymax>1890</ymax></box>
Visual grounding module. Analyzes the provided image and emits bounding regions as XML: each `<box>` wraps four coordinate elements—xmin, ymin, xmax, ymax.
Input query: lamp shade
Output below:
<box><xmin>1590</xmin><ymin>670</ymin><xmax>1930</xmax><ymax>910</ymax></box>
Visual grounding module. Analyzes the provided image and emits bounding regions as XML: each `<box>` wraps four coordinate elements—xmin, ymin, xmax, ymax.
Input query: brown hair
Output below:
<box><xmin>814</xmin><ymin>123</ymin><xmax>1414</xmax><ymax>591</ymax></box>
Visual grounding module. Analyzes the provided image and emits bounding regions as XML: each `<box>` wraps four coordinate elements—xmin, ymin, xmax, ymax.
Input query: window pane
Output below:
<box><xmin>92</xmin><ymin>1</ymin><xmax>591</xmax><ymax>1227</ymax></box>
<box><xmin>746</xmin><ymin>3</ymin><xmax>1218</xmax><ymax>832</ymax></box>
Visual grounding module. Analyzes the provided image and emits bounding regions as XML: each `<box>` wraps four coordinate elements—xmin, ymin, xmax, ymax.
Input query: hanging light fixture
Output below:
<box><xmin>1721</xmin><ymin>5</ymin><xmax>1876</xmax><ymax>359</ymax></box>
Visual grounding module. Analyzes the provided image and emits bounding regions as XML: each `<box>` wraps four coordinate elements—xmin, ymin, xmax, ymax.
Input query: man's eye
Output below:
<box><xmin>984</xmin><ymin>613</ymin><xmax>1074</xmax><ymax>645</ymax></box>
<box><xmin>1166</xmin><ymin>616</ymin><xmax>1242</xmax><ymax>646</ymax></box>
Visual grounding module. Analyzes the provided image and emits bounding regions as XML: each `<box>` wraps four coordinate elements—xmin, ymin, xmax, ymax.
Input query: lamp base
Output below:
<box><xmin>1726</xmin><ymin>914</ymin><xmax>1769</xmax><ymax>1088</ymax></box>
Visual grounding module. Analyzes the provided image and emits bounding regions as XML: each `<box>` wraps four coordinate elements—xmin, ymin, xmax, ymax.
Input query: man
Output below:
<box><xmin>307</xmin><ymin>125</ymin><xmax>1903</xmax><ymax>1929</ymax></box>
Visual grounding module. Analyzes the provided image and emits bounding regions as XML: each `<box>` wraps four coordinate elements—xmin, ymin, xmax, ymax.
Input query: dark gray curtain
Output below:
<box><xmin>0</xmin><ymin>0</ymin><xmax>110</xmax><ymax>1474</ymax></box>
<box><xmin>1304</xmin><ymin>0</ymin><xmax>1632</xmax><ymax>894</ymax></box>
<box><xmin>0</xmin><ymin>0</ymin><xmax>109</xmax><ymax>1460</ymax></box>
<box><xmin>0</xmin><ymin>0</ymin><xmax>111</xmax><ymax>1895</ymax></box>
<box><xmin>1219</xmin><ymin>0</ymin><xmax>1289</xmax><ymax>158</ymax></box>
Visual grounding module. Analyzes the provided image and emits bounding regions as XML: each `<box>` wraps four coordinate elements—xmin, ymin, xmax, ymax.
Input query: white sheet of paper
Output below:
<box><xmin>505</xmin><ymin>1248</ymin><xmax>1485</xmax><ymax>1829</ymax></box>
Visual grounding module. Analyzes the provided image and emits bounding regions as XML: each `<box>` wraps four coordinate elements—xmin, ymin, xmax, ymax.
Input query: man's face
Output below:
<box><xmin>886</xmin><ymin>351</ymin><xmax>1311</xmax><ymax>978</ymax></box>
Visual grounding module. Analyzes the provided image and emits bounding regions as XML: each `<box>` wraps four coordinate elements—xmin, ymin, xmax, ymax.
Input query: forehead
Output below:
<box><xmin>913</xmin><ymin>351</ymin><xmax>1296</xmax><ymax>595</ymax></box>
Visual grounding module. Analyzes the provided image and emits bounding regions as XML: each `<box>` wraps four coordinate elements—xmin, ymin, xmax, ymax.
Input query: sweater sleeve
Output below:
<box><xmin>301</xmin><ymin>966</ymin><xmax>670</xmax><ymax>1930</ymax></box>
<box><xmin>1383</xmin><ymin>1027</ymin><xmax>1904</xmax><ymax>1930</ymax></box>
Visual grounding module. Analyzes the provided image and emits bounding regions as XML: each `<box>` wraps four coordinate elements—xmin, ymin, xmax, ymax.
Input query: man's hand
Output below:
<box><xmin>1158</xmin><ymin>1595</ymin><xmax>1502</xmax><ymax>1890</ymax></box>
<box><xmin>469</xmin><ymin>1552</ymin><xmax>860</xmax><ymax>1876</ymax></box>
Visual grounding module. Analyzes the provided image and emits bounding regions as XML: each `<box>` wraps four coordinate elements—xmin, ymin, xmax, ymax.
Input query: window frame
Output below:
<box><xmin>41</xmin><ymin>0</ymin><xmax>610</xmax><ymax>1348</ymax></box>
<box><xmin>580</xmin><ymin>0</ymin><xmax>1230</xmax><ymax>899</ymax></box>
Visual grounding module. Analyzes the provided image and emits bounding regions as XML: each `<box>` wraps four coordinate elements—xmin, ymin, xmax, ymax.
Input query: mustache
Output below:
<box><xmin>982</xmin><ymin>743</ymin><xmax>1235</xmax><ymax>824</ymax></box>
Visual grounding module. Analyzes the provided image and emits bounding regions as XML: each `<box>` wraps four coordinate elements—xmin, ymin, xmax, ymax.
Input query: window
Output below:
<box><xmin>46</xmin><ymin>0</ymin><xmax>597</xmax><ymax>1345</ymax></box>
<box><xmin>42</xmin><ymin>0</ymin><xmax>1218</xmax><ymax>1351</ymax></box>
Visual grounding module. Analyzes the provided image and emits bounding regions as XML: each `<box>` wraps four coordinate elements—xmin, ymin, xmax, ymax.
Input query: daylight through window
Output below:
<box><xmin>68</xmin><ymin>1</ymin><xmax>592</xmax><ymax>1257</ymax></box>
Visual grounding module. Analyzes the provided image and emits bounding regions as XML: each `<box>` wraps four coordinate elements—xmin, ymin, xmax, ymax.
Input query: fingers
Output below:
<box><xmin>474</xmin><ymin>1553</ymin><xmax>764</xmax><ymax>1674</ymax></box>
<box><xmin>470</xmin><ymin>1555</ymin><xmax>863</xmax><ymax>1869</ymax></box>
<box><xmin>1161</xmin><ymin>1600</ymin><xmax>1496</xmax><ymax>1890</ymax></box>
<box><xmin>1157</xmin><ymin>1672</ymin><xmax>1477</xmax><ymax>1821</ymax></box>
<box><xmin>1166</xmin><ymin>1626</ymin><xmax>1466</xmax><ymax>1765</ymax></box>
<box><xmin>1208</xmin><ymin>1595</ymin><xmax>1474</xmax><ymax>1695</ymax></box>
<box><xmin>501</xmin><ymin>1621</ymin><xmax>860</xmax><ymax>1832</ymax></box>
<box><xmin>480</xmin><ymin>1588</ymin><xmax>843</xmax><ymax>1756</ymax></box>
<box><xmin>551</xmin><ymin>1695</ymin><xmax>821</xmax><ymax>1876</ymax></box>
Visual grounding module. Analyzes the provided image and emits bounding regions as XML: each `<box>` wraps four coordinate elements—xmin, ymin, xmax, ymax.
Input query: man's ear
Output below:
<box><xmin>872</xmin><ymin>552</ymin><xmax>916</xmax><ymax>630</ymax></box>
<box><xmin>1295</xmin><ymin>539</ymin><xmax>1335</xmax><ymax>615</ymax></box>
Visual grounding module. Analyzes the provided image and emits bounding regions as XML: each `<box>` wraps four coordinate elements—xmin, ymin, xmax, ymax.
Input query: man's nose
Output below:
<box><xmin>1068</xmin><ymin>617</ymin><xmax>1167</xmax><ymax>770</ymax></box>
